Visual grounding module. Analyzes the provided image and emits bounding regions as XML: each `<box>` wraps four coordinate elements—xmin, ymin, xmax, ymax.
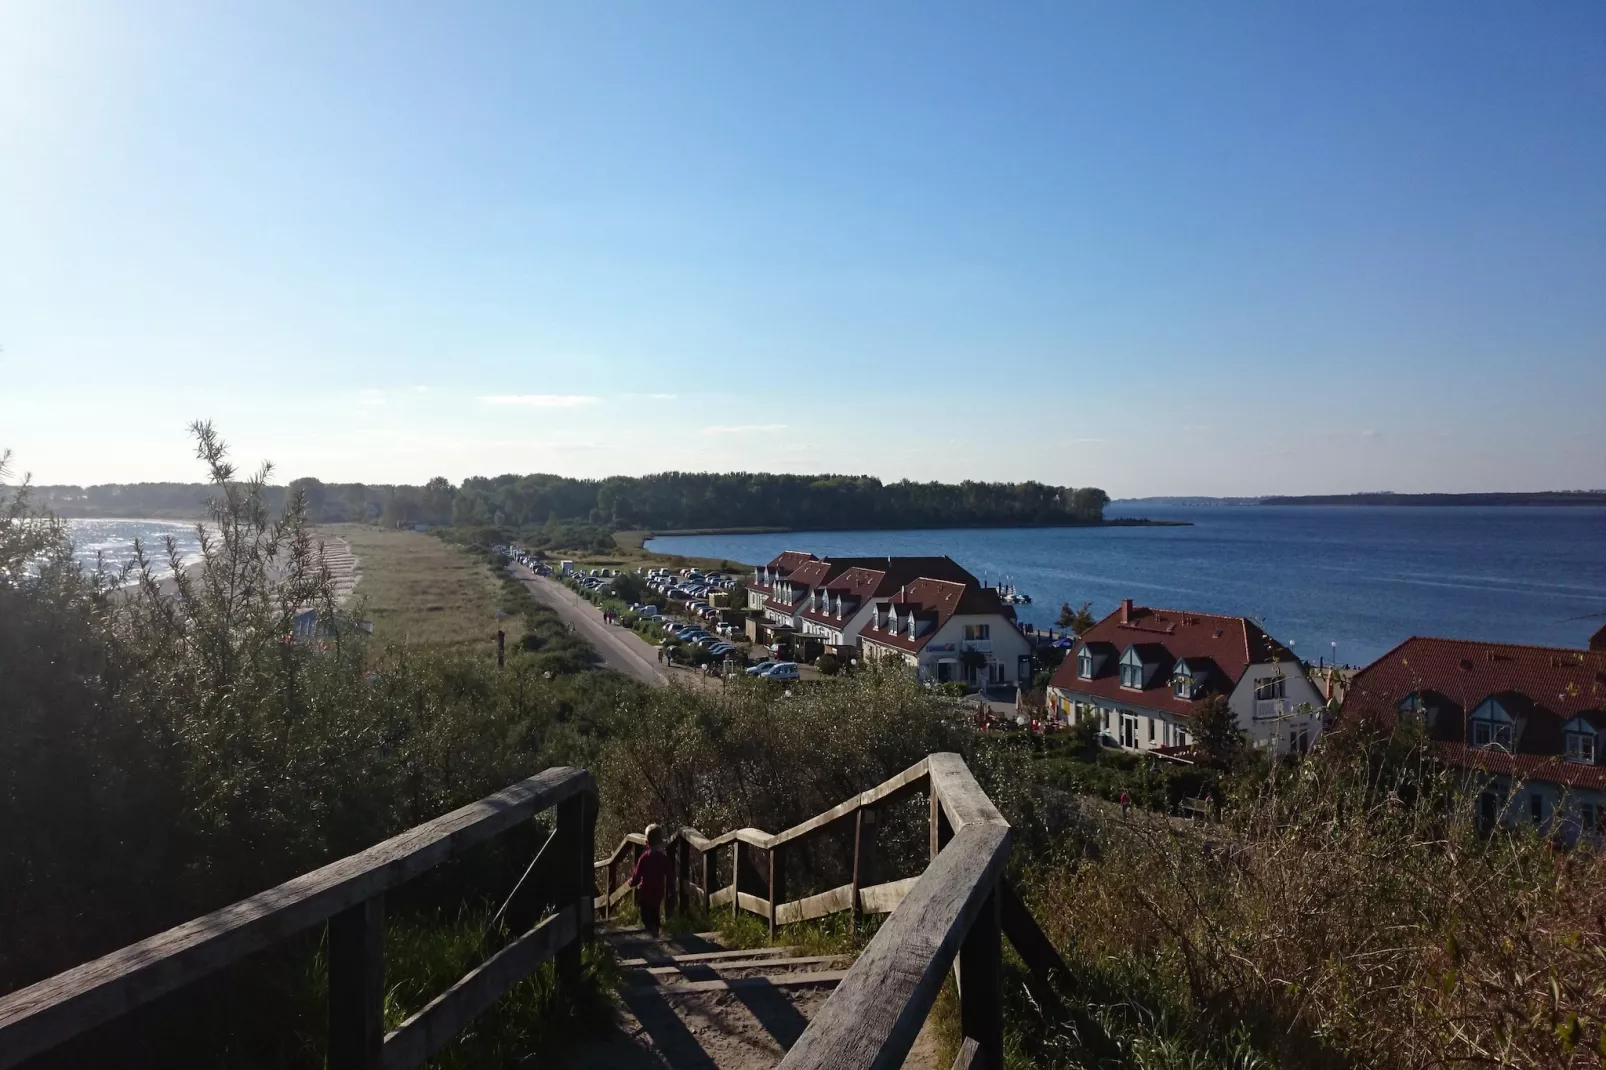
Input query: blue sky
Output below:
<box><xmin>3</xmin><ymin>1</ymin><xmax>1603</xmax><ymax>495</ymax></box>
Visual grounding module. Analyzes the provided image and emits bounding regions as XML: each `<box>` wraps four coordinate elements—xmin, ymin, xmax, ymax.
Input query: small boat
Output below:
<box><xmin>997</xmin><ymin>582</ymin><xmax>1032</xmax><ymax>605</ymax></box>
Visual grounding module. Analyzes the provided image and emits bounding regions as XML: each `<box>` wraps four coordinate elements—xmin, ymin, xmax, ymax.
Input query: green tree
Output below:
<box><xmin>1194</xmin><ymin>693</ymin><xmax>1244</xmax><ymax>767</ymax></box>
<box><xmin>1056</xmin><ymin>601</ymin><xmax>1096</xmax><ymax>632</ymax></box>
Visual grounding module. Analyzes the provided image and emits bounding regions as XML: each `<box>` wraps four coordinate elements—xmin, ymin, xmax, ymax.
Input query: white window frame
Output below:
<box><xmin>1078</xmin><ymin>651</ymin><xmax>1093</xmax><ymax>679</ymax></box>
<box><xmin>1565</xmin><ymin>731</ymin><xmax>1596</xmax><ymax>764</ymax></box>
<box><xmin>1472</xmin><ymin>718</ymin><xmax>1513</xmax><ymax>749</ymax></box>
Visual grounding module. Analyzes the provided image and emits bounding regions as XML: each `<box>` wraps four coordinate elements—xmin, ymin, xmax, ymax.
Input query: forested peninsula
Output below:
<box><xmin>21</xmin><ymin>472</ymin><xmax>1114</xmax><ymax>532</ymax></box>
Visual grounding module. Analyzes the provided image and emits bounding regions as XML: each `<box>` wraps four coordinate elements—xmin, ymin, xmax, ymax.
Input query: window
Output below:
<box><xmin>1102</xmin><ymin>709</ymin><xmax>1110</xmax><ymax>730</ymax></box>
<box><xmin>1254</xmin><ymin>677</ymin><xmax>1286</xmax><ymax>701</ymax></box>
<box><xmin>1530</xmin><ymin>792</ymin><xmax>1544</xmax><ymax>826</ymax></box>
<box><xmin>1472</xmin><ymin>718</ymin><xmax>1513</xmax><ymax>749</ymax></box>
<box><xmin>1147</xmin><ymin>718</ymin><xmax>1156</xmax><ymax>742</ymax></box>
<box><xmin>1582</xmin><ymin>802</ymin><xmax>1599</xmax><ymax>834</ymax></box>
<box><xmin>964</xmin><ymin>624</ymin><xmax>991</xmax><ymax>641</ymax></box>
<box><xmin>1398</xmin><ymin>692</ymin><xmax>1438</xmax><ymax>728</ymax></box>
<box><xmin>1566</xmin><ymin>732</ymin><xmax>1596</xmax><ymax>764</ymax></box>
<box><xmin>1120</xmin><ymin>662</ymin><xmax>1142</xmax><ymax>688</ymax></box>
<box><xmin>1078</xmin><ymin>651</ymin><xmax>1093</xmax><ymax>679</ymax></box>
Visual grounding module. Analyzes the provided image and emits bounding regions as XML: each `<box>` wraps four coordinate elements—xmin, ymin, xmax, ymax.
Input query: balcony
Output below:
<box><xmin>1253</xmin><ymin>698</ymin><xmax>1287</xmax><ymax>721</ymax></box>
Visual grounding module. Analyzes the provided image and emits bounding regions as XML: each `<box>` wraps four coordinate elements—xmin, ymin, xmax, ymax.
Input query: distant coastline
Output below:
<box><xmin>619</xmin><ymin>517</ymin><xmax>1188</xmax><ymax>549</ymax></box>
<box><xmin>1261</xmin><ymin>491</ymin><xmax>1606</xmax><ymax>507</ymax></box>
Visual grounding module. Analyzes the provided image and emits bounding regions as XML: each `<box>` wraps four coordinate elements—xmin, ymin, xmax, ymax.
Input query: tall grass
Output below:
<box><xmin>1020</xmin><ymin>727</ymin><xmax>1606</xmax><ymax>1068</ymax></box>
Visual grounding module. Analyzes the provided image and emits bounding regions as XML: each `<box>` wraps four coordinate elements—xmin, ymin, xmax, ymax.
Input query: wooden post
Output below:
<box><xmin>328</xmin><ymin>896</ymin><xmax>385</xmax><ymax>1070</ymax></box>
<box><xmin>579</xmin><ymin>790</ymin><xmax>597</xmax><ymax>949</ymax></box>
<box><xmin>958</xmin><ymin>888</ymin><xmax>1003</xmax><ymax>1070</ymax></box>
<box><xmin>603</xmin><ymin>858</ymin><xmax>614</xmax><ymax>921</ymax></box>
<box><xmin>850</xmin><ymin>809</ymin><xmax>864</xmax><ymax>940</ymax></box>
<box><xmin>700</xmin><ymin>848</ymin><xmax>711</xmax><ymax>914</ymax></box>
<box><xmin>553</xmin><ymin>792</ymin><xmax>585</xmax><ymax>990</ymax></box>
<box><xmin>730</xmin><ymin>842</ymin><xmax>742</xmax><ymax>922</ymax></box>
<box><xmin>768</xmin><ymin>845</ymin><xmax>784</xmax><ymax>940</ymax></box>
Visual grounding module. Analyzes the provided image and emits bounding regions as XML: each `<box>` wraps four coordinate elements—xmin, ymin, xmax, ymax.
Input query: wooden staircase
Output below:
<box><xmin>562</xmin><ymin>926</ymin><xmax>895</xmax><ymax>1070</ymax></box>
<box><xmin>1</xmin><ymin>754</ymin><xmax>1065</xmax><ymax>1070</ymax></box>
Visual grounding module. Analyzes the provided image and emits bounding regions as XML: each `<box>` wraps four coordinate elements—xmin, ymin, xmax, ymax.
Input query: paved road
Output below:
<box><xmin>511</xmin><ymin>565</ymin><xmax>668</xmax><ymax>686</ymax></box>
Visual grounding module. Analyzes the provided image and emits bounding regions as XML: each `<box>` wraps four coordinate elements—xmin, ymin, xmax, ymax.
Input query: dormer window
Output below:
<box><xmin>1119</xmin><ymin>647</ymin><xmax>1144</xmax><ymax>689</ymax></box>
<box><xmin>1078</xmin><ymin>651</ymin><xmax>1093</xmax><ymax>679</ymax></box>
<box><xmin>1397</xmin><ymin>692</ymin><xmax>1439</xmax><ymax>729</ymax></box>
<box><xmin>1469</xmin><ymin>697</ymin><xmax>1515</xmax><ymax>750</ymax></box>
<box><xmin>1563</xmin><ymin>717</ymin><xmax>1599</xmax><ymax>764</ymax></box>
<box><xmin>1171</xmin><ymin>659</ymin><xmax>1204</xmax><ymax>700</ymax></box>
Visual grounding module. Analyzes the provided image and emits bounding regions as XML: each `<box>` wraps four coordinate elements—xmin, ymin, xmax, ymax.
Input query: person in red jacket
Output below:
<box><xmin>629</xmin><ymin>824</ymin><xmax>673</xmax><ymax>936</ymax></box>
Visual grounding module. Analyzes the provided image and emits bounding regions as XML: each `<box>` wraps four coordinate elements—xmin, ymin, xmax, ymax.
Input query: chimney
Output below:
<box><xmin>1121</xmin><ymin>598</ymin><xmax>1133</xmax><ymax>624</ymax></box>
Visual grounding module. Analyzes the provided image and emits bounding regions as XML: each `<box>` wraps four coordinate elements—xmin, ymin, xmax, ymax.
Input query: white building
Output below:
<box><xmin>1047</xmin><ymin>600</ymin><xmax>1325</xmax><ymax>759</ymax></box>
<box><xmin>859</xmin><ymin>577</ymin><xmax>1033</xmax><ymax>687</ymax></box>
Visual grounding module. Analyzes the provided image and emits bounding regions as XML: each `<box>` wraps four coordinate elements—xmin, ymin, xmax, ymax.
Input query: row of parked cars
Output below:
<box><xmin>497</xmin><ymin>545</ymin><xmax>551</xmax><ymax>576</ymax></box>
<box><xmin>645</xmin><ymin>567</ymin><xmax>731</xmax><ymax>622</ymax></box>
<box><xmin>658</xmin><ymin>621</ymin><xmax>742</xmax><ymax>660</ymax></box>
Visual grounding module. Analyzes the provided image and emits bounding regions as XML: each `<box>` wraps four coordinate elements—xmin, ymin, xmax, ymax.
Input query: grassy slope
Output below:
<box><xmin>332</xmin><ymin>524</ymin><xmax>504</xmax><ymax>650</ymax></box>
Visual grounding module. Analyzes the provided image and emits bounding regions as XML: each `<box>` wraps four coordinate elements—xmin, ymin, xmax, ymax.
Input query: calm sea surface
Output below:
<box><xmin>647</xmin><ymin>506</ymin><xmax>1606</xmax><ymax>667</ymax></box>
<box><xmin>64</xmin><ymin>518</ymin><xmax>207</xmax><ymax>579</ymax></box>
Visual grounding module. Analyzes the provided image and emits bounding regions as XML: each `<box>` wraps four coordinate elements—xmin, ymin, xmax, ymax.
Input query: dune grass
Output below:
<box><xmin>333</xmin><ymin>524</ymin><xmax>504</xmax><ymax>651</ymax></box>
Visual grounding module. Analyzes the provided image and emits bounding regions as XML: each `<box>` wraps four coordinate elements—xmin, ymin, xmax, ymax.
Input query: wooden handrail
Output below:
<box><xmin>779</xmin><ymin>822</ymin><xmax>1012</xmax><ymax>1070</ymax></box>
<box><xmin>779</xmin><ymin>753</ymin><xmax>1016</xmax><ymax>1069</ymax></box>
<box><xmin>595</xmin><ymin>752</ymin><xmax>1052</xmax><ymax>1069</ymax></box>
<box><xmin>0</xmin><ymin>767</ymin><xmax>597</xmax><ymax>1070</ymax></box>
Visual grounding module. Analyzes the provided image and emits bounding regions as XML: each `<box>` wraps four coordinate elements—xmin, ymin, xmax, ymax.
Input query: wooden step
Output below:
<box><xmin>629</xmin><ymin>955</ymin><xmax>847</xmax><ymax>977</ymax></box>
<box><xmin>640</xmin><ymin>970</ymin><xmax>850</xmax><ymax>994</ymax></box>
<box><xmin>616</xmin><ymin>944</ymin><xmax>800</xmax><ymax>968</ymax></box>
<box><xmin>603</xmin><ymin>928</ymin><xmax>723</xmax><ymax>943</ymax></box>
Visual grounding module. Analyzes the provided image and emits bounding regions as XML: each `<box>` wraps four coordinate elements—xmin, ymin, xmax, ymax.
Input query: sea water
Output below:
<box><xmin>646</xmin><ymin>505</ymin><xmax>1606</xmax><ymax>667</ymax></box>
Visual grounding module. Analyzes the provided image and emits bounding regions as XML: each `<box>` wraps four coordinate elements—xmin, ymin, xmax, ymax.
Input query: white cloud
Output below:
<box><xmin>699</xmin><ymin>423</ymin><xmax>787</xmax><ymax>435</ymax></box>
<box><xmin>649</xmin><ymin>393</ymin><xmax>677</xmax><ymax>400</ymax></box>
<box><xmin>478</xmin><ymin>394</ymin><xmax>601</xmax><ymax>408</ymax></box>
<box><xmin>356</xmin><ymin>389</ymin><xmax>387</xmax><ymax>408</ymax></box>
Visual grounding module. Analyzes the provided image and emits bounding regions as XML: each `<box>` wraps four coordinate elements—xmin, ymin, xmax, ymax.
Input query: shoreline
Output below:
<box><xmin>619</xmin><ymin>516</ymin><xmax>1188</xmax><ymax>548</ymax></box>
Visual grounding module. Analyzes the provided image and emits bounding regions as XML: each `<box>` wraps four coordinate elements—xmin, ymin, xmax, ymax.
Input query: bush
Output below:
<box><xmin>0</xmin><ymin>430</ymin><xmax>633</xmax><ymax>1065</ymax></box>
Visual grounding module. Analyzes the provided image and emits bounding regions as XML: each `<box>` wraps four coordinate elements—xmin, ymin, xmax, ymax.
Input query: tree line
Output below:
<box><xmin>20</xmin><ymin>472</ymin><xmax>1111</xmax><ymax>531</ymax></box>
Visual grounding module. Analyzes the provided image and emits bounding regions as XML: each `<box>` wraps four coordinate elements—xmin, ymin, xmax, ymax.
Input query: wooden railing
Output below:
<box><xmin>0</xmin><ymin>767</ymin><xmax>597</xmax><ymax>1070</ymax></box>
<box><xmin>594</xmin><ymin>752</ymin><xmax>1071</xmax><ymax>1070</ymax></box>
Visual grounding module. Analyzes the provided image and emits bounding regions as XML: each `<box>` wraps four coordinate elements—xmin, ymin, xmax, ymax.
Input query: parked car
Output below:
<box><xmin>745</xmin><ymin>660</ymin><xmax>777</xmax><ymax>676</ymax></box>
<box><xmin>759</xmin><ymin>662</ymin><xmax>800</xmax><ymax>681</ymax></box>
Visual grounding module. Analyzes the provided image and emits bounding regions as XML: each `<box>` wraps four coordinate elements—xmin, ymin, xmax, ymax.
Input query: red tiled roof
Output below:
<box><xmin>1340</xmin><ymin>636</ymin><xmax>1606</xmax><ymax>776</ymax></box>
<box><xmin>861</xmin><ymin>578</ymin><xmax>1015</xmax><ymax>654</ymax></box>
<box><xmin>766</xmin><ymin>550</ymin><xmax>818</xmax><ymax>573</ymax></box>
<box><xmin>1427</xmin><ymin>743</ymin><xmax>1606</xmax><ymax>791</ymax></box>
<box><xmin>799</xmin><ymin>556</ymin><xmax>978</xmax><ymax>627</ymax></box>
<box><xmin>1047</xmin><ymin>605</ymin><xmax>1299</xmax><ymax>719</ymax></box>
<box><xmin>764</xmin><ymin>556</ymin><xmax>895</xmax><ymax>611</ymax></box>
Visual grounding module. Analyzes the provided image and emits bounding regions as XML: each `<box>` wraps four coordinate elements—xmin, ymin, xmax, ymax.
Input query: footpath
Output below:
<box><xmin>511</xmin><ymin>564</ymin><xmax>668</xmax><ymax>686</ymax></box>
